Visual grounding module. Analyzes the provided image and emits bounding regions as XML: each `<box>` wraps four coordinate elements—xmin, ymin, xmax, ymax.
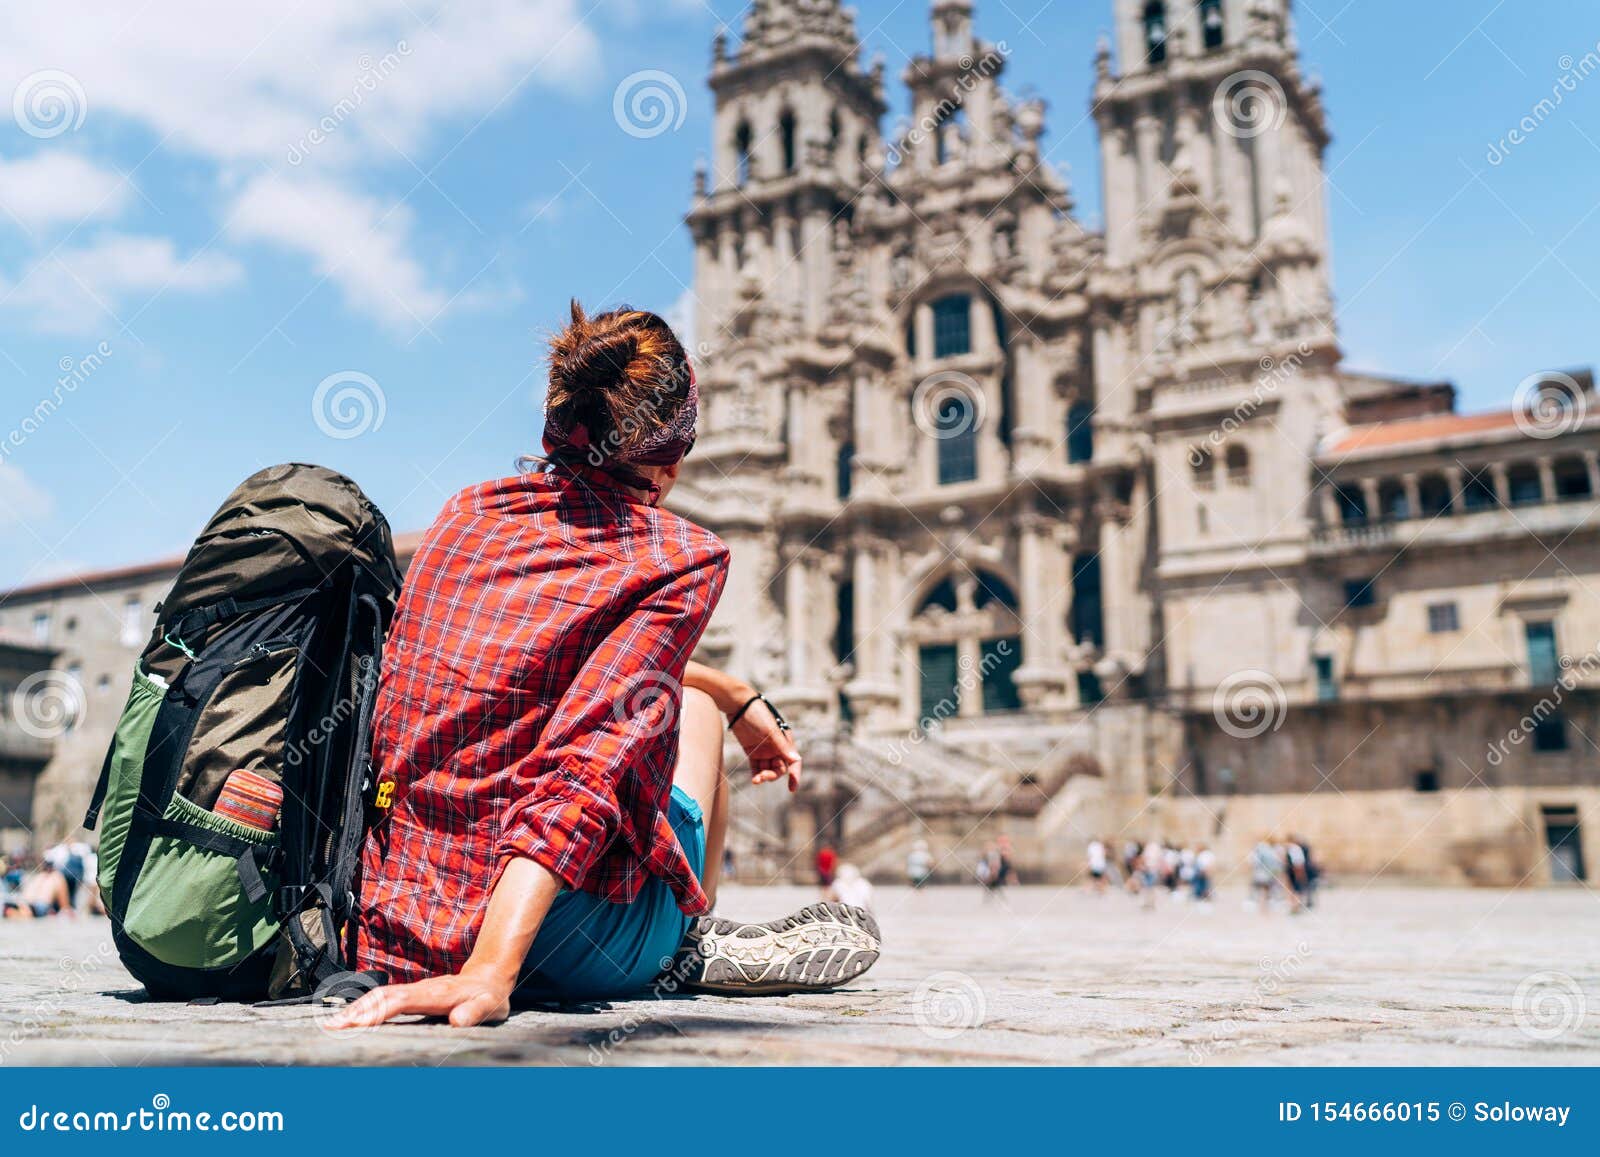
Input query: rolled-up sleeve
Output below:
<box><xmin>494</xmin><ymin>546</ymin><xmax>728</xmax><ymax>890</ymax></box>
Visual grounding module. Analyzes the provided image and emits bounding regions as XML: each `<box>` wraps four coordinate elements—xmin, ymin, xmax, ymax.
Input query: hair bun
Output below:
<box><xmin>544</xmin><ymin>299</ymin><xmax>691</xmax><ymax>458</ymax></box>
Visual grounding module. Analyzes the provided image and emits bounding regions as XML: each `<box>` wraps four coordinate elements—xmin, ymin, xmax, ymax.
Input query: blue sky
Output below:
<box><xmin>0</xmin><ymin>0</ymin><xmax>1597</xmax><ymax>590</ymax></box>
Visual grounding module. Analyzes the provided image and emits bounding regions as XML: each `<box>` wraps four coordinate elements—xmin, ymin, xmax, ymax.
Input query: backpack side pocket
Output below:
<box><xmin>121</xmin><ymin>792</ymin><xmax>280</xmax><ymax>971</ymax></box>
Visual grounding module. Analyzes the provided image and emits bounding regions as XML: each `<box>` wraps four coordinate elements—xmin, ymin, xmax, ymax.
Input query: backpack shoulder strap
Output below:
<box><xmin>83</xmin><ymin>744</ymin><xmax>115</xmax><ymax>831</ymax></box>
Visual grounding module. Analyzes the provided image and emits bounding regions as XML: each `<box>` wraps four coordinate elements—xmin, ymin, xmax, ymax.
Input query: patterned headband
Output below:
<box><xmin>542</xmin><ymin>361</ymin><xmax>698</xmax><ymax>499</ymax></box>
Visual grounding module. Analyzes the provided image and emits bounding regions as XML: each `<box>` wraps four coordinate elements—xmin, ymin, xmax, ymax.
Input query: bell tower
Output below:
<box><xmin>691</xmin><ymin>0</ymin><xmax>887</xmax><ymax>347</ymax></box>
<box><xmin>1097</xmin><ymin>0</ymin><xmax>1331</xmax><ymax>286</ymax></box>
<box><xmin>680</xmin><ymin>2</ymin><xmax>888</xmax><ymax>724</ymax></box>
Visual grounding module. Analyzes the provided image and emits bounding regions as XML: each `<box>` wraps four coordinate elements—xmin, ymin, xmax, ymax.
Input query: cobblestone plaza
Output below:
<box><xmin>3</xmin><ymin>885</ymin><xmax>1593</xmax><ymax>1066</ymax></box>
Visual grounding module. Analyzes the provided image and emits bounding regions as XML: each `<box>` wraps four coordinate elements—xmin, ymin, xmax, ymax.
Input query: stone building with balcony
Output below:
<box><xmin>1</xmin><ymin>0</ymin><xmax>1594</xmax><ymax>887</ymax></box>
<box><xmin>0</xmin><ymin>637</ymin><xmax>61</xmax><ymax>855</ymax></box>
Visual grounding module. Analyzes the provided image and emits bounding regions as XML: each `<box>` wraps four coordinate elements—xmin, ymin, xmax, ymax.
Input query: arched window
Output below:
<box><xmin>1461</xmin><ymin>468</ymin><xmax>1498</xmax><ymax>511</ymax></box>
<box><xmin>1200</xmin><ymin>0</ymin><xmax>1225</xmax><ymax>50</ymax></box>
<box><xmin>913</xmin><ymin>569</ymin><xmax>1025</xmax><ymax>723</ymax></box>
<box><xmin>937</xmin><ymin>423</ymin><xmax>979</xmax><ymax>485</ymax></box>
<box><xmin>1379</xmin><ymin>479</ymin><xmax>1410</xmax><ymax>521</ymax></box>
<box><xmin>919</xmin><ymin>577</ymin><xmax>959</xmax><ymax>615</ymax></box>
<box><xmin>974</xmin><ymin>572</ymin><xmax>1019</xmax><ymax>611</ymax></box>
<box><xmin>1335</xmin><ymin>485</ymin><xmax>1368</xmax><ymax>524</ymax></box>
<box><xmin>1554</xmin><ymin>457</ymin><xmax>1594</xmax><ymax>499</ymax></box>
<box><xmin>1143</xmin><ymin>1</ymin><xmax>1168</xmax><ymax>65</ymax></box>
<box><xmin>1192</xmin><ymin>447</ymin><xmax>1216</xmax><ymax>490</ymax></box>
<box><xmin>917</xmin><ymin>643</ymin><xmax>961</xmax><ymax>726</ymax></box>
<box><xmin>931</xmin><ymin>295</ymin><xmax>972</xmax><ymax>358</ymax></box>
<box><xmin>935</xmin><ymin>108</ymin><xmax>966</xmax><ymax>166</ymax></box>
<box><xmin>981</xmin><ymin>636</ymin><xmax>1023</xmax><ymax>713</ymax></box>
<box><xmin>837</xmin><ymin>441</ymin><xmax>855</xmax><ymax>500</ymax></box>
<box><xmin>1418</xmin><ymin>474</ymin><xmax>1453</xmax><ymax>517</ymax></box>
<box><xmin>734</xmin><ymin>121</ymin><xmax>753</xmax><ymax>186</ymax></box>
<box><xmin>1507</xmin><ymin>462</ymin><xmax>1544</xmax><ymax>506</ymax></box>
<box><xmin>913</xmin><ymin>575</ymin><xmax>964</xmax><ymax>727</ymax></box>
<box><xmin>834</xmin><ymin>581</ymin><xmax>855</xmax><ymax>665</ymax></box>
<box><xmin>1071</xmin><ymin>554</ymin><xmax>1104</xmax><ymax>649</ymax></box>
<box><xmin>1067</xmin><ymin>401</ymin><xmax>1095</xmax><ymax>464</ymax></box>
<box><xmin>780</xmin><ymin>108</ymin><xmax>798</xmax><ymax>173</ymax></box>
<box><xmin>1224</xmin><ymin>444</ymin><xmax>1250</xmax><ymax>485</ymax></box>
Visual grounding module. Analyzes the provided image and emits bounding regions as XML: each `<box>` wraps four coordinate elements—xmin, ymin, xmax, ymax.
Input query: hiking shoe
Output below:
<box><xmin>676</xmin><ymin>902</ymin><xmax>881</xmax><ymax>995</ymax></box>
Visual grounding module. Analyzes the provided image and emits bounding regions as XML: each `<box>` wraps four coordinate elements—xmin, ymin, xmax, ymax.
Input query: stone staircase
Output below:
<box><xmin>725</xmin><ymin>720</ymin><xmax>1105</xmax><ymax>881</ymax></box>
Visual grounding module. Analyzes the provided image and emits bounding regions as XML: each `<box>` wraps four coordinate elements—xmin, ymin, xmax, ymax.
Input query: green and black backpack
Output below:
<box><xmin>84</xmin><ymin>463</ymin><xmax>402</xmax><ymax>1002</ymax></box>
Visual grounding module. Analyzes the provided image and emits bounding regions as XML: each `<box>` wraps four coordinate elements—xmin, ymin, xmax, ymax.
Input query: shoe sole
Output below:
<box><xmin>681</xmin><ymin>902</ymin><xmax>881</xmax><ymax>995</ymax></box>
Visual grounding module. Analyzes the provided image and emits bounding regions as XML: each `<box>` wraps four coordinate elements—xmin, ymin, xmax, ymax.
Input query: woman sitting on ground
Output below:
<box><xmin>333</xmin><ymin>302</ymin><xmax>879</xmax><ymax>1030</ymax></box>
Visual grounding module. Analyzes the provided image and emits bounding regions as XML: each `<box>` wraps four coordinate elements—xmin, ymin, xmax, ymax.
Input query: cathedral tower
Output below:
<box><xmin>1089</xmin><ymin>0</ymin><xmax>1346</xmax><ymax>743</ymax></box>
<box><xmin>691</xmin><ymin>0</ymin><xmax>887</xmax><ymax>347</ymax></box>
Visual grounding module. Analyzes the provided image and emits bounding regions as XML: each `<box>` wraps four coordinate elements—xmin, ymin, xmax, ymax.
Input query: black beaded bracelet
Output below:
<box><xmin>727</xmin><ymin>692</ymin><xmax>790</xmax><ymax>731</ymax></box>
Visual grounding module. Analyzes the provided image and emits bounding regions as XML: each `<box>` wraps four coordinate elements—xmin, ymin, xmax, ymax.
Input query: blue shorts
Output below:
<box><xmin>515</xmin><ymin>786</ymin><xmax>706</xmax><ymax>1002</ymax></box>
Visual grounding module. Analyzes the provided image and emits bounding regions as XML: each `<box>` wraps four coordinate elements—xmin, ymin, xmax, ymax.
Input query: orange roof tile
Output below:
<box><xmin>1323</xmin><ymin>409</ymin><xmax>1524</xmax><ymax>457</ymax></box>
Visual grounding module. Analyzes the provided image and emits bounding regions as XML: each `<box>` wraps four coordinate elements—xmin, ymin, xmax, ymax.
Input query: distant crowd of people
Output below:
<box><xmin>1085</xmin><ymin>833</ymin><xmax>1319</xmax><ymax>913</ymax></box>
<box><xmin>815</xmin><ymin>834</ymin><xmax>1018</xmax><ymax>909</ymax></box>
<box><xmin>782</xmin><ymin>830</ymin><xmax>1325</xmax><ymax>913</ymax></box>
<box><xmin>1</xmin><ymin>842</ymin><xmax>103</xmax><ymax>920</ymax></box>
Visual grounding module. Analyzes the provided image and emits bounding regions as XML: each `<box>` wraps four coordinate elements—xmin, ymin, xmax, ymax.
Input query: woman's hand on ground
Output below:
<box><xmin>730</xmin><ymin>700</ymin><xmax>802</xmax><ymax>793</ymax></box>
<box><xmin>325</xmin><ymin>968</ymin><xmax>513</xmax><ymax>1030</ymax></box>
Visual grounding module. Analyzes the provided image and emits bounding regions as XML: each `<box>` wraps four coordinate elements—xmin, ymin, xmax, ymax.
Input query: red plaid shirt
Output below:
<box><xmin>355</xmin><ymin>466</ymin><xmax>728</xmax><ymax>982</ymax></box>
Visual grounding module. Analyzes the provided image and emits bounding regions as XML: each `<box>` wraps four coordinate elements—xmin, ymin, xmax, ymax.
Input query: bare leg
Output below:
<box><xmin>674</xmin><ymin>687</ymin><xmax>728</xmax><ymax>908</ymax></box>
<box><xmin>671</xmin><ymin>688</ymin><xmax>881</xmax><ymax>995</ymax></box>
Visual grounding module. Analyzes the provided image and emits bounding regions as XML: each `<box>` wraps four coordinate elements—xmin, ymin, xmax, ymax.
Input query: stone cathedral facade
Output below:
<box><xmin>668</xmin><ymin>0</ymin><xmax>1600</xmax><ymax>885</ymax></box>
<box><xmin>3</xmin><ymin>1</ymin><xmax>1598</xmax><ymax>887</ymax></box>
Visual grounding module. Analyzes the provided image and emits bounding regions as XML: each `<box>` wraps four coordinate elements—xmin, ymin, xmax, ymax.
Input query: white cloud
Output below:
<box><xmin>0</xmin><ymin>1</ymin><xmax>601</xmax><ymax>169</ymax></box>
<box><xmin>521</xmin><ymin>192</ymin><xmax>568</xmax><ymax>228</ymax></box>
<box><xmin>0</xmin><ymin>464</ymin><xmax>54</xmax><ymax>530</ymax></box>
<box><xmin>228</xmin><ymin>174</ymin><xmax>446</xmax><ymax>331</ymax></box>
<box><xmin>0</xmin><ymin>1</ymin><xmax>608</xmax><ymax>332</ymax></box>
<box><xmin>0</xmin><ymin>153</ymin><xmax>131</xmax><ymax>230</ymax></box>
<box><xmin>0</xmin><ymin>234</ymin><xmax>242</xmax><ymax>335</ymax></box>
